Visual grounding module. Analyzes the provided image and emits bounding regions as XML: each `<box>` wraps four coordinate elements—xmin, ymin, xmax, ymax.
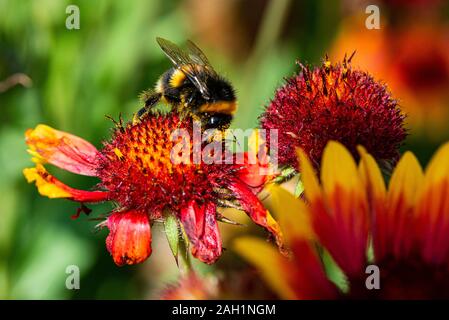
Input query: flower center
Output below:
<box><xmin>96</xmin><ymin>113</ymin><xmax>232</xmax><ymax>215</ymax></box>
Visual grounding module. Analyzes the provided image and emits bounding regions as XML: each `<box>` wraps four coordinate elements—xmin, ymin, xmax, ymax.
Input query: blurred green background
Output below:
<box><xmin>1</xmin><ymin>0</ymin><xmax>449</xmax><ymax>299</ymax></box>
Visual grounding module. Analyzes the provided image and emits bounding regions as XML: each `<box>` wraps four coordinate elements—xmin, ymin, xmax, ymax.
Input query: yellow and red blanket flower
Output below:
<box><xmin>23</xmin><ymin>112</ymin><xmax>282</xmax><ymax>266</ymax></box>
<box><xmin>259</xmin><ymin>57</ymin><xmax>406</xmax><ymax>171</ymax></box>
<box><xmin>235</xmin><ymin>140</ymin><xmax>449</xmax><ymax>299</ymax></box>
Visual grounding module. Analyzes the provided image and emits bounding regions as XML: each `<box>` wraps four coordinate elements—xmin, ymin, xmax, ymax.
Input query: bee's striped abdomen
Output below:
<box><xmin>169</xmin><ymin>68</ymin><xmax>187</xmax><ymax>88</ymax></box>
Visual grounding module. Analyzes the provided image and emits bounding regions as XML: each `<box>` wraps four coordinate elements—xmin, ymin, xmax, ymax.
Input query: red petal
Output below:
<box><xmin>236</xmin><ymin>151</ymin><xmax>270</xmax><ymax>194</ymax></box>
<box><xmin>304</xmin><ymin>142</ymin><xmax>369</xmax><ymax>277</ymax></box>
<box><xmin>106</xmin><ymin>210</ymin><xmax>152</xmax><ymax>266</ymax></box>
<box><xmin>289</xmin><ymin>239</ymin><xmax>339</xmax><ymax>299</ymax></box>
<box><xmin>23</xmin><ymin>164</ymin><xmax>109</xmax><ymax>202</ymax></box>
<box><xmin>228</xmin><ymin>180</ymin><xmax>284</xmax><ymax>249</ymax></box>
<box><xmin>310</xmin><ymin>186</ymin><xmax>369</xmax><ymax>277</ymax></box>
<box><xmin>180</xmin><ymin>201</ymin><xmax>222</xmax><ymax>264</ymax></box>
<box><xmin>415</xmin><ymin>180</ymin><xmax>449</xmax><ymax>265</ymax></box>
<box><xmin>26</xmin><ymin>124</ymin><xmax>100</xmax><ymax>176</ymax></box>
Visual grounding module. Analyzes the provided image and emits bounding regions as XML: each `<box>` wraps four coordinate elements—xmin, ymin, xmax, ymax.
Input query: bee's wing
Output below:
<box><xmin>186</xmin><ymin>40</ymin><xmax>217</xmax><ymax>73</ymax></box>
<box><xmin>156</xmin><ymin>37</ymin><xmax>189</xmax><ymax>68</ymax></box>
<box><xmin>156</xmin><ymin>37</ymin><xmax>211</xmax><ymax>99</ymax></box>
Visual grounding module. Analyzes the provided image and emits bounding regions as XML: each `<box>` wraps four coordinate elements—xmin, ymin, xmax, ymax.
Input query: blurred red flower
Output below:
<box><xmin>332</xmin><ymin>20</ymin><xmax>449</xmax><ymax>140</ymax></box>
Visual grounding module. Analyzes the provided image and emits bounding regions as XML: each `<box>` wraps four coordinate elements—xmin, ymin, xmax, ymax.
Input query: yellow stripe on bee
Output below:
<box><xmin>199</xmin><ymin>101</ymin><xmax>237</xmax><ymax>115</ymax></box>
<box><xmin>155</xmin><ymin>77</ymin><xmax>164</xmax><ymax>93</ymax></box>
<box><xmin>169</xmin><ymin>69</ymin><xmax>186</xmax><ymax>88</ymax></box>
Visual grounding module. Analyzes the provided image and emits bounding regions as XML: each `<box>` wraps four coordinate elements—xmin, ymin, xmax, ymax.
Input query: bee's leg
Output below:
<box><xmin>133</xmin><ymin>92</ymin><xmax>162</xmax><ymax>124</ymax></box>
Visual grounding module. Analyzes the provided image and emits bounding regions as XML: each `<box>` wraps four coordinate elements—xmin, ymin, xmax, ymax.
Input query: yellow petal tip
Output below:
<box><xmin>23</xmin><ymin>165</ymin><xmax>72</xmax><ymax>198</ymax></box>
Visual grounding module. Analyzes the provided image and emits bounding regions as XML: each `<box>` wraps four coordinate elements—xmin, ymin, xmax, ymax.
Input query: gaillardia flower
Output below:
<box><xmin>235</xmin><ymin>141</ymin><xmax>449</xmax><ymax>299</ymax></box>
<box><xmin>259</xmin><ymin>57</ymin><xmax>406</xmax><ymax>170</ymax></box>
<box><xmin>331</xmin><ymin>21</ymin><xmax>449</xmax><ymax>139</ymax></box>
<box><xmin>24</xmin><ymin>112</ymin><xmax>282</xmax><ymax>266</ymax></box>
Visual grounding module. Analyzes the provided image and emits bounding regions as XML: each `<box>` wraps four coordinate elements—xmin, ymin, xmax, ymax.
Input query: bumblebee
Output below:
<box><xmin>135</xmin><ymin>37</ymin><xmax>237</xmax><ymax>130</ymax></box>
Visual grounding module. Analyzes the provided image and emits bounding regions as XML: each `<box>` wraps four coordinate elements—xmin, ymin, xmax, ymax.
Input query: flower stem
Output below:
<box><xmin>178</xmin><ymin>229</ymin><xmax>194</xmax><ymax>275</ymax></box>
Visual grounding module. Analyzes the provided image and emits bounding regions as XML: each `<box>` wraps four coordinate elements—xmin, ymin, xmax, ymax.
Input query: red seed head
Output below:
<box><xmin>260</xmin><ymin>57</ymin><xmax>407</xmax><ymax>170</ymax></box>
<box><xmin>97</xmin><ymin>113</ymin><xmax>235</xmax><ymax>218</ymax></box>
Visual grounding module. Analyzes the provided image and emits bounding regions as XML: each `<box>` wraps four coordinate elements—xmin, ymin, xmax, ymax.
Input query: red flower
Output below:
<box><xmin>24</xmin><ymin>113</ymin><xmax>283</xmax><ymax>266</ymax></box>
<box><xmin>235</xmin><ymin>141</ymin><xmax>449</xmax><ymax>299</ymax></box>
<box><xmin>259</xmin><ymin>57</ymin><xmax>406</xmax><ymax>170</ymax></box>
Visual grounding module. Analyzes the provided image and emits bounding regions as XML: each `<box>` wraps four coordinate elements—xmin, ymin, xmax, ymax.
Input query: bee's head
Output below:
<box><xmin>206</xmin><ymin>76</ymin><xmax>236</xmax><ymax>103</ymax></box>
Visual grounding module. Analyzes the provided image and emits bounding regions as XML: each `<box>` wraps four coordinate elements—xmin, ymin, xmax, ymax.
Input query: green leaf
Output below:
<box><xmin>294</xmin><ymin>174</ymin><xmax>305</xmax><ymax>197</ymax></box>
<box><xmin>321</xmin><ymin>249</ymin><xmax>349</xmax><ymax>294</ymax></box>
<box><xmin>177</xmin><ymin>224</ymin><xmax>194</xmax><ymax>274</ymax></box>
<box><xmin>163</xmin><ymin>212</ymin><xmax>179</xmax><ymax>263</ymax></box>
<box><xmin>272</xmin><ymin>166</ymin><xmax>297</xmax><ymax>184</ymax></box>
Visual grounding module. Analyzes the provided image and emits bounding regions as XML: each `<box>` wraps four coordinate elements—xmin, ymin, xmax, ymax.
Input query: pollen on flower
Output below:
<box><xmin>260</xmin><ymin>55</ymin><xmax>407</xmax><ymax>170</ymax></box>
<box><xmin>97</xmin><ymin>113</ymin><xmax>234</xmax><ymax>218</ymax></box>
<box><xmin>113</xmin><ymin>148</ymin><xmax>124</xmax><ymax>160</ymax></box>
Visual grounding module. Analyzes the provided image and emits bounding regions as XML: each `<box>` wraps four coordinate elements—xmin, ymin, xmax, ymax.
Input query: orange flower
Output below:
<box><xmin>235</xmin><ymin>141</ymin><xmax>449</xmax><ymax>299</ymax></box>
<box><xmin>331</xmin><ymin>20</ymin><xmax>449</xmax><ymax>139</ymax></box>
<box><xmin>24</xmin><ymin>113</ymin><xmax>283</xmax><ymax>266</ymax></box>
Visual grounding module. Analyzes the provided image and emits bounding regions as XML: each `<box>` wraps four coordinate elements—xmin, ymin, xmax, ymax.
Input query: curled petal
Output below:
<box><xmin>228</xmin><ymin>180</ymin><xmax>284</xmax><ymax>250</ymax></box>
<box><xmin>25</xmin><ymin>124</ymin><xmax>100</xmax><ymax>176</ymax></box>
<box><xmin>23</xmin><ymin>164</ymin><xmax>109</xmax><ymax>202</ymax></box>
<box><xmin>180</xmin><ymin>201</ymin><xmax>222</xmax><ymax>264</ymax></box>
<box><xmin>106</xmin><ymin>210</ymin><xmax>152</xmax><ymax>266</ymax></box>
